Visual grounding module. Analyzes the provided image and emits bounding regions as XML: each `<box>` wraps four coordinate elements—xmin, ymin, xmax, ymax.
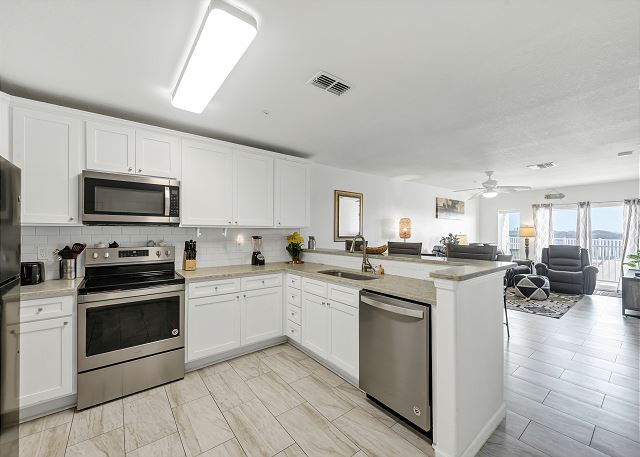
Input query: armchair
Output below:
<box><xmin>535</xmin><ymin>245</ymin><xmax>598</xmax><ymax>295</ymax></box>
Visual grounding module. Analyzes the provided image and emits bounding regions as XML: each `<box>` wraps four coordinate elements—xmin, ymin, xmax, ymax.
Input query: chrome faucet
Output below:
<box><xmin>350</xmin><ymin>235</ymin><xmax>374</xmax><ymax>273</ymax></box>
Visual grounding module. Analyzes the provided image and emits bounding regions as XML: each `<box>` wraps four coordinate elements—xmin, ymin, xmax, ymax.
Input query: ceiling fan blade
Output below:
<box><xmin>454</xmin><ymin>187</ymin><xmax>485</xmax><ymax>192</ymax></box>
<box><xmin>467</xmin><ymin>190</ymin><xmax>485</xmax><ymax>200</ymax></box>
<box><xmin>495</xmin><ymin>185</ymin><xmax>532</xmax><ymax>193</ymax></box>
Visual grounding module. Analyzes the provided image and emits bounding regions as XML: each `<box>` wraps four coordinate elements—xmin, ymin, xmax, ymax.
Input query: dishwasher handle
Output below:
<box><xmin>361</xmin><ymin>294</ymin><xmax>424</xmax><ymax>319</ymax></box>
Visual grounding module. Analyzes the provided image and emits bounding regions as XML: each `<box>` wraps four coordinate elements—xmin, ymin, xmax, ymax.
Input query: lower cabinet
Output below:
<box><xmin>188</xmin><ymin>293</ymin><xmax>242</xmax><ymax>361</ymax></box>
<box><xmin>242</xmin><ymin>287</ymin><xmax>283</xmax><ymax>345</ymax></box>
<box><xmin>18</xmin><ymin>316</ymin><xmax>74</xmax><ymax>407</ymax></box>
<box><xmin>327</xmin><ymin>301</ymin><xmax>358</xmax><ymax>376</ymax></box>
<box><xmin>301</xmin><ymin>292</ymin><xmax>329</xmax><ymax>359</ymax></box>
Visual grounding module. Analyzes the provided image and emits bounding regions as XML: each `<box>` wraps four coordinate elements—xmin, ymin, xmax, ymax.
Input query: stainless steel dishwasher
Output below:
<box><xmin>359</xmin><ymin>290</ymin><xmax>431</xmax><ymax>432</ymax></box>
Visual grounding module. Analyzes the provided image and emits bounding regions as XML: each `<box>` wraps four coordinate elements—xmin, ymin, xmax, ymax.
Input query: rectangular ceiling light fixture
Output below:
<box><xmin>172</xmin><ymin>3</ymin><xmax>257</xmax><ymax>113</ymax></box>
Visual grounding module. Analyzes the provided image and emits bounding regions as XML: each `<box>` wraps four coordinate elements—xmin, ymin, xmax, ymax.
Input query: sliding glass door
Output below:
<box><xmin>498</xmin><ymin>211</ymin><xmax>520</xmax><ymax>258</ymax></box>
<box><xmin>590</xmin><ymin>204</ymin><xmax>624</xmax><ymax>284</ymax></box>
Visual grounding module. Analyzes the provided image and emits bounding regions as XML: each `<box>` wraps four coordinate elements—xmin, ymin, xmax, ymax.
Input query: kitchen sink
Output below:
<box><xmin>317</xmin><ymin>270</ymin><xmax>378</xmax><ymax>281</ymax></box>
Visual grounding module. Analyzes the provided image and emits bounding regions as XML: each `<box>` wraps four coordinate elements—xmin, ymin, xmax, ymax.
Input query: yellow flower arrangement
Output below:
<box><xmin>286</xmin><ymin>232</ymin><xmax>304</xmax><ymax>263</ymax></box>
<box><xmin>286</xmin><ymin>231</ymin><xmax>304</xmax><ymax>245</ymax></box>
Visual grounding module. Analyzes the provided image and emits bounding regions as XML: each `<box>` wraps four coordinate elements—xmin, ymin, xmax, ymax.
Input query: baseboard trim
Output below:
<box><xmin>434</xmin><ymin>402</ymin><xmax>506</xmax><ymax>457</ymax></box>
<box><xmin>184</xmin><ymin>336</ymin><xmax>287</xmax><ymax>372</ymax></box>
<box><xmin>20</xmin><ymin>394</ymin><xmax>77</xmax><ymax>423</ymax></box>
<box><xmin>287</xmin><ymin>340</ymin><xmax>359</xmax><ymax>387</ymax></box>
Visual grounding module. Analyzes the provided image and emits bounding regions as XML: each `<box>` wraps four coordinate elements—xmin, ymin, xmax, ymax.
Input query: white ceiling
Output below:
<box><xmin>1</xmin><ymin>0</ymin><xmax>638</xmax><ymax>190</ymax></box>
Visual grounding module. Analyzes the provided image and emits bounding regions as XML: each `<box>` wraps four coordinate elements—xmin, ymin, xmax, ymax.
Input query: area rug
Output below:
<box><xmin>505</xmin><ymin>287</ymin><xmax>581</xmax><ymax>319</ymax></box>
<box><xmin>593</xmin><ymin>290</ymin><xmax>622</xmax><ymax>298</ymax></box>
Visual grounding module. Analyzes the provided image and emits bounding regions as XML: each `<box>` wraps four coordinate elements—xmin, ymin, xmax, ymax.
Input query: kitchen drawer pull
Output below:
<box><xmin>361</xmin><ymin>296</ymin><xmax>424</xmax><ymax>318</ymax></box>
<box><xmin>37</xmin><ymin>307</ymin><xmax>43</xmax><ymax>313</ymax></box>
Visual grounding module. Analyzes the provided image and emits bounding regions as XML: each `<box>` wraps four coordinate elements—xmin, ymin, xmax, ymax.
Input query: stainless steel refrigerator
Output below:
<box><xmin>0</xmin><ymin>156</ymin><xmax>20</xmax><ymax>457</ymax></box>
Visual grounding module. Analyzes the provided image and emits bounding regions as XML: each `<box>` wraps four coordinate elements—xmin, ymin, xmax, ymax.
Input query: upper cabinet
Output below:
<box><xmin>274</xmin><ymin>158</ymin><xmax>311</xmax><ymax>227</ymax></box>
<box><xmin>181</xmin><ymin>138</ymin><xmax>234</xmax><ymax>226</ymax></box>
<box><xmin>86</xmin><ymin>122</ymin><xmax>179</xmax><ymax>178</ymax></box>
<box><xmin>86</xmin><ymin>120</ymin><xmax>135</xmax><ymax>174</ymax></box>
<box><xmin>234</xmin><ymin>147</ymin><xmax>274</xmax><ymax>227</ymax></box>
<box><xmin>13</xmin><ymin>106</ymin><xmax>82</xmax><ymax>225</ymax></box>
<box><xmin>0</xmin><ymin>92</ymin><xmax>10</xmax><ymax>161</ymax></box>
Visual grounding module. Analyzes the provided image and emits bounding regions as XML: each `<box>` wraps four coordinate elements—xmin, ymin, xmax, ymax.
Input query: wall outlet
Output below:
<box><xmin>37</xmin><ymin>246</ymin><xmax>51</xmax><ymax>261</ymax></box>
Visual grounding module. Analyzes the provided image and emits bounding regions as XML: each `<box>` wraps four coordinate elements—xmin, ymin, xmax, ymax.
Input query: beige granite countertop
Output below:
<box><xmin>20</xmin><ymin>278</ymin><xmax>83</xmax><ymax>300</ymax></box>
<box><xmin>178</xmin><ymin>262</ymin><xmax>438</xmax><ymax>304</ymax></box>
<box><xmin>303</xmin><ymin>248</ymin><xmax>515</xmax><ymax>281</ymax></box>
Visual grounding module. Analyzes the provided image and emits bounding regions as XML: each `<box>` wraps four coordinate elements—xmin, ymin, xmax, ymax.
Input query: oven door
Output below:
<box><xmin>77</xmin><ymin>285</ymin><xmax>184</xmax><ymax>373</ymax></box>
<box><xmin>81</xmin><ymin>170</ymin><xmax>179</xmax><ymax>225</ymax></box>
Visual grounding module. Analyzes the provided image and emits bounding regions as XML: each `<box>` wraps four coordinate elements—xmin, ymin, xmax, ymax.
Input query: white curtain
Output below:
<box><xmin>498</xmin><ymin>212</ymin><xmax>510</xmax><ymax>255</ymax></box>
<box><xmin>532</xmin><ymin>203</ymin><xmax>553</xmax><ymax>262</ymax></box>
<box><xmin>621</xmin><ymin>199</ymin><xmax>640</xmax><ymax>280</ymax></box>
<box><xmin>576</xmin><ymin>202</ymin><xmax>592</xmax><ymax>250</ymax></box>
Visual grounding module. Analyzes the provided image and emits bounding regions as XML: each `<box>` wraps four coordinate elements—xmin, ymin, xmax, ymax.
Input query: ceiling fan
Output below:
<box><xmin>454</xmin><ymin>171</ymin><xmax>532</xmax><ymax>199</ymax></box>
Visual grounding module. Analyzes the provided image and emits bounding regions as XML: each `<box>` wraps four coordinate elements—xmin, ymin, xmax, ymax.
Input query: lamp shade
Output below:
<box><xmin>399</xmin><ymin>218</ymin><xmax>412</xmax><ymax>239</ymax></box>
<box><xmin>519</xmin><ymin>226</ymin><xmax>536</xmax><ymax>238</ymax></box>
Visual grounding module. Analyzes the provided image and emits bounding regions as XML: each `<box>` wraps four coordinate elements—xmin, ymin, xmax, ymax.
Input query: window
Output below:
<box><xmin>552</xmin><ymin>206</ymin><xmax>578</xmax><ymax>245</ymax></box>
<box><xmin>498</xmin><ymin>211</ymin><xmax>520</xmax><ymax>258</ymax></box>
<box><xmin>591</xmin><ymin>204</ymin><xmax>624</xmax><ymax>284</ymax></box>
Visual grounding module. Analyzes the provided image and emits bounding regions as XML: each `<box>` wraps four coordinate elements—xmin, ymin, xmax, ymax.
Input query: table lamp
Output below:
<box><xmin>399</xmin><ymin>218</ymin><xmax>412</xmax><ymax>242</ymax></box>
<box><xmin>518</xmin><ymin>226</ymin><xmax>536</xmax><ymax>259</ymax></box>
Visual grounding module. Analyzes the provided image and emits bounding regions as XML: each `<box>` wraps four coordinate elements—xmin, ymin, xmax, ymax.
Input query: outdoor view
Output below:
<box><xmin>501</xmin><ymin>205</ymin><xmax>624</xmax><ymax>284</ymax></box>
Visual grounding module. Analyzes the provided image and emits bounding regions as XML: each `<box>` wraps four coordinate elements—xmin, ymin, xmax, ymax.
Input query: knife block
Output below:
<box><xmin>183</xmin><ymin>256</ymin><xmax>196</xmax><ymax>271</ymax></box>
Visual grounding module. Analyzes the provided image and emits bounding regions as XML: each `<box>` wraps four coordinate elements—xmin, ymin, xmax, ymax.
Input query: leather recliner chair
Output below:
<box><xmin>535</xmin><ymin>245</ymin><xmax>599</xmax><ymax>295</ymax></box>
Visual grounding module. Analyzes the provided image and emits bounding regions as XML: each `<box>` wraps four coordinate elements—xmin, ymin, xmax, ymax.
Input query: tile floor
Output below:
<box><xmin>18</xmin><ymin>294</ymin><xmax>639</xmax><ymax>457</ymax></box>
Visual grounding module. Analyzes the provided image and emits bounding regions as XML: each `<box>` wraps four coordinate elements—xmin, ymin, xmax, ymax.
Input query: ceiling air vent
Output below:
<box><xmin>526</xmin><ymin>162</ymin><xmax>557</xmax><ymax>170</ymax></box>
<box><xmin>309</xmin><ymin>71</ymin><xmax>351</xmax><ymax>96</ymax></box>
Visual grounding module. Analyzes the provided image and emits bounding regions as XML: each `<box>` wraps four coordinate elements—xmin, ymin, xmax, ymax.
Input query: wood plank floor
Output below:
<box><xmin>484</xmin><ymin>294</ymin><xmax>640</xmax><ymax>457</ymax></box>
<box><xmin>18</xmin><ymin>294</ymin><xmax>638</xmax><ymax>457</ymax></box>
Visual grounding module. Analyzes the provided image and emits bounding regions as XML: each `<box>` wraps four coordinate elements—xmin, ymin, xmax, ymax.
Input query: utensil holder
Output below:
<box><xmin>59</xmin><ymin>259</ymin><xmax>76</xmax><ymax>280</ymax></box>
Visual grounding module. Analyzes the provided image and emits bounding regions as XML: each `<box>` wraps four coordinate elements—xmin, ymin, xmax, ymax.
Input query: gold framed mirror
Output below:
<box><xmin>334</xmin><ymin>190</ymin><xmax>363</xmax><ymax>241</ymax></box>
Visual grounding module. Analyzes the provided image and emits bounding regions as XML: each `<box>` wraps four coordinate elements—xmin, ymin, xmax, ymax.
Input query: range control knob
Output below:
<box><xmin>92</xmin><ymin>252</ymin><xmax>99</xmax><ymax>259</ymax></box>
<box><xmin>103</xmin><ymin>252</ymin><xmax>110</xmax><ymax>258</ymax></box>
<box><xmin>156</xmin><ymin>250</ymin><xmax>161</xmax><ymax>257</ymax></box>
<box><xmin>165</xmin><ymin>250</ymin><xmax>171</xmax><ymax>256</ymax></box>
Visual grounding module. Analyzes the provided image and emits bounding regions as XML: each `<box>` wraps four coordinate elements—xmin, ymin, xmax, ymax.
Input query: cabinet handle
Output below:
<box><xmin>327</xmin><ymin>302</ymin><xmax>331</xmax><ymax>307</ymax></box>
<box><xmin>235</xmin><ymin>221</ymin><xmax>238</xmax><ymax>224</ymax></box>
<box><xmin>138</xmin><ymin>168</ymin><xmax>142</xmax><ymax>173</ymax></box>
<box><xmin>278</xmin><ymin>222</ymin><xmax>281</xmax><ymax>225</ymax></box>
<box><xmin>214</xmin><ymin>286</ymin><xmax>218</xmax><ymax>291</ymax></box>
<box><xmin>228</xmin><ymin>221</ymin><xmax>232</xmax><ymax>224</ymax></box>
<box><xmin>243</xmin><ymin>294</ymin><xmax>247</xmax><ymax>298</ymax></box>
<box><xmin>261</xmin><ymin>280</ymin><xmax>265</xmax><ymax>284</ymax></box>
<box><xmin>69</xmin><ymin>217</ymin><xmax>74</xmax><ymax>221</ymax></box>
<box><xmin>63</xmin><ymin>321</ymin><xmax>68</xmax><ymax>325</ymax></box>
<box><xmin>128</xmin><ymin>167</ymin><xmax>133</xmax><ymax>172</ymax></box>
<box><xmin>36</xmin><ymin>307</ymin><xmax>43</xmax><ymax>313</ymax></box>
<box><xmin>236</xmin><ymin>295</ymin><xmax>240</xmax><ymax>299</ymax></box>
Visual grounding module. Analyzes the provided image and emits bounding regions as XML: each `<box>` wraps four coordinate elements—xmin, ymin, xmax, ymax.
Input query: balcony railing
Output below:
<box><xmin>506</xmin><ymin>237</ymin><xmax>623</xmax><ymax>284</ymax></box>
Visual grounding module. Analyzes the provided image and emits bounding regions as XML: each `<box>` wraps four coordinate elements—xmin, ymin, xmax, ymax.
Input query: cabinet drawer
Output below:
<box><xmin>287</xmin><ymin>274</ymin><xmax>301</xmax><ymax>290</ymax></box>
<box><xmin>189</xmin><ymin>278</ymin><xmax>241</xmax><ymax>298</ymax></box>
<box><xmin>286</xmin><ymin>321</ymin><xmax>301</xmax><ymax>343</ymax></box>
<box><xmin>19</xmin><ymin>295</ymin><xmax>73</xmax><ymax>323</ymax></box>
<box><xmin>241</xmin><ymin>274</ymin><xmax>283</xmax><ymax>291</ymax></box>
<box><xmin>328</xmin><ymin>283</ymin><xmax>360</xmax><ymax>308</ymax></box>
<box><xmin>286</xmin><ymin>302</ymin><xmax>301</xmax><ymax>325</ymax></box>
<box><xmin>302</xmin><ymin>277</ymin><xmax>327</xmax><ymax>298</ymax></box>
<box><xmin>287</xmin><ymin>287</ymin><xmax>301</xmax><ymax>307</ymax></box>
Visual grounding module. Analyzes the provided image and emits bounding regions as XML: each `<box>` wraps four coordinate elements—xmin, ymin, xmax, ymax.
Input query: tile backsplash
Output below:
<box><xmin>21</xmin><ymin>226</ymin><xmax>294</xmax><ymax>280</ymax></box>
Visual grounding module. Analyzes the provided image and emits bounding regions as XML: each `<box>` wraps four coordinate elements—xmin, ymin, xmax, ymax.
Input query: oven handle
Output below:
<box><xmin>78</xmin><ymin>284</ymin><xmax>184</xmax><ymax>304</ymax></box>
<box><xmin>164</xmin><ymin>186</ymin><xmax>170</xmax><ymax>217</ymax></box>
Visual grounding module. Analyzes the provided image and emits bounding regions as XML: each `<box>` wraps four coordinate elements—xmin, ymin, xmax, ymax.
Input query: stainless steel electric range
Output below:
<box><xmin>76</xmin><ymin>246</ymin><xmax>185</xmax><ymax>410</ymax></box>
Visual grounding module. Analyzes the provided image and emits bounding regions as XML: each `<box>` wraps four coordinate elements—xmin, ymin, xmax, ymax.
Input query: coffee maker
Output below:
<box><xmin>251</xmin><ymin>236</ymin><xmax>265</xmax><ymax>265</ymax></box>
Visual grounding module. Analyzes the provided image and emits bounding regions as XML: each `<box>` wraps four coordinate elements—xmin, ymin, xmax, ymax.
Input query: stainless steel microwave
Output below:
<box><xmin>81</xmin><ymin>170</ymin><xmax>179</xmax><ymax>225</ymax></box>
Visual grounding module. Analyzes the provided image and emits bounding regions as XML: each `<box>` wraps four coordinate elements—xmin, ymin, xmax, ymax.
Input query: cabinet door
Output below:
<box><xmin>19</xmin><ymin>317</ymin><xmax>73</xmax><ymax>407</ymax></box>
<box><xmin>242</xmin><ymin>287</ymin><xmax>283</xmax><ymax>345</ymax></box>
<box><xmin>301</xmin><ymin>292</ymin><xmax>328</xmax><ymax>358</ymax></box>
<box><xmin>188</xmin><ymin>293</ymin><xmax>241</xmax><ymax>361</ymax></box>
<box><xmin>234</xmin><ymin>149</ymin><xmax>273</xmax><ymax>226</ymax></box>
<box><xmin>274</xmin><ymin>159</ymin><xmax>310</xmax><ymax>227</ymax></box>
<box><xmin>12</xmin><ymin>107</ymin><xmax>82</xmax><ymax>224</ymax></box>
<box><xmin>328</xmin><ymin>301</ymin><xmax>358</xmax><ymax>378</ymax></box>
<box><xmin>86</xmin><ymin>120</ymin><xmax>135</xmax><ymax>174</ymax></box>
<box><xmin>181</xmin><ymin>139</ymin><xmax>234</xmax><ymax>226</ymax></box>
<box><xmin>135</xmin><ymin>129</ymin><xmax>180</xmax><ymax>178</ymax></box>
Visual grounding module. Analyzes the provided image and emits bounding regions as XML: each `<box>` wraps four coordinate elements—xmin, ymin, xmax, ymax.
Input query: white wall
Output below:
<box><xmin>478</xmin><ymin>179</ymin><xmax>639</xmax><ymax>242</ymax></box>
<box><xmin>301</xmin><ymin>164</ymin><xmax>479</xmax><ymax>250</ymax></box>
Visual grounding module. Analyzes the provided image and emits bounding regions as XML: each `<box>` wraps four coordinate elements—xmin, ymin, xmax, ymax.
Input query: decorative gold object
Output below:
<box><xmin>334</xmin><ymin>190</ymin><xmax>363</xmax><ymax>241</ymax></box>
<box><xmin>399</xmin><ymin>218</ymin><xmax>412</xmax><ymax>241</ymax></box>
<box><xmin>351</xmin><ymin>244</ymin><xmax>388</xmax><ymax>255</ymax></box>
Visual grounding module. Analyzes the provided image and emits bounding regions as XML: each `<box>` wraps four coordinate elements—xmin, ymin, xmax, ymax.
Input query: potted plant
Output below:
<box><xmin>624</xmin><ymin>250</ymin><xmax>640</xmax><ymax>272</ymax></box>
<box><xmin>440</xmin><ymin>233</ymin><xmax>460</xmax><ymax>255</ymax></box>
<box><xmin>286</xmin><ymin>231</ymin><xmax>305</xmax><ymax>264</ymax></box>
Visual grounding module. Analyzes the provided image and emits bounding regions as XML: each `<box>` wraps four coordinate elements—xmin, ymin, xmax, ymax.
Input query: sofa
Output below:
<box><xmin>535</xmin><ymin>245</ymin><xmax>598</xmax><ymax>295</ymax></box>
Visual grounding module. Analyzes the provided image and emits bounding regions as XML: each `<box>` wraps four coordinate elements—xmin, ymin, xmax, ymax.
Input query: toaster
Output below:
<box><xmin>21</xmin><ymin>261</ymin><xmax>45</xmax><ymax>285</ymax></box>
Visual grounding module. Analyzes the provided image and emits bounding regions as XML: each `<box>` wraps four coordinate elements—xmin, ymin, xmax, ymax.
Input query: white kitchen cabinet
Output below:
<box><xmin>327</xmin><ymin>300</ymin><xmax>358</xmax><ymax>377</ymax></box>
<box><xmin>18</xmin><ymin>316</ymin><xmax>74</xmax><ymax>407</ymax></box>
<box><xmin>274</xmin><ymin>159</ymin><xmax>310</xmax><ymax>227</ymax></box>
<box><xmin>301</xmin><ymin>292</ymin><xmax>329</xmax><ymax>358</ymax></box>
<box><xmin>135</xmin><ymin>129</ymin><xmax>180</xmax><ymax>178</ymax></box>
<box><xmin>181</xmin><ymin>138</ymin><xmax>234</xmax><ymax>226</ymax></box>
<box><xmin>234</xmin><ymin>148</ymin><xmax>274</xmax><ymax>227</ymax></box>
<box><xmin>242</xmin><ymin>287</ymin><xmax>283</xmax><ymax>345</ymax></box>
<box><xmin>188</xmin><ymin>293</ymin><xmax>241</xmax><ymax>361</ymax></box>
<box><xmin>12</xmin><ymin>107</ymin><xmax>82</xmax><ymax>224</ymax></box>
<box><xmin>0</xmin><ymin>92</ymin><xmax>10</xmax><ymax>161</ymax></box>
<box><xmin>86</xmin><ymin>120</ymin><xmax>136</xmax><ymax>174</ymax></box>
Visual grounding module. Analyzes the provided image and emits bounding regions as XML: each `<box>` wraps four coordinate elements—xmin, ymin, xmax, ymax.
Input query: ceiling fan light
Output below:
<box><xmin>172</xmin><ymin>7</ymin><xmax>257</xmax><ymax>113</ymax></box>
<box><xmin>482</xmin><ymin>191</ymin><xmax>498</xmax><ymax>199</ymax></box>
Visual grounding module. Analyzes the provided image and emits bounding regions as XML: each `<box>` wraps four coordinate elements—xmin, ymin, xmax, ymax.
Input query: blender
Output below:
<box><xmin>251</xmin><ymin>236</ymin><xmax>265</xmax><ymax>265</ymax></box>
